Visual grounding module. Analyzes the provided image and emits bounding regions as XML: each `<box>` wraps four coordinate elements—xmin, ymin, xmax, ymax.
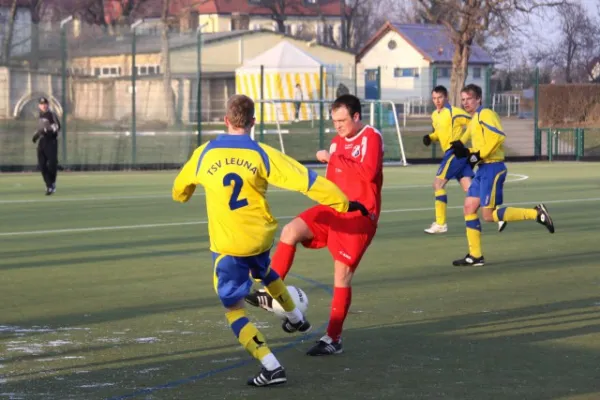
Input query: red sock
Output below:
<box><xmin>326</xmin><ymin>287</ymin><xmax>352</xmax><ymax>342</ymax></box>
<box><xmin>270</xmin><ymin>242</ymin><xmax>296</xmax><ymax>280</ymax></box>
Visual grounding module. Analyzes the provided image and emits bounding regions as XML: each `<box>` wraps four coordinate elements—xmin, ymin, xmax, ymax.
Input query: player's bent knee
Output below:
<box><xmin>224</xmin><ymin>298</ymin><xmax>246</xmax><ymax>312</ymax></box>
<box><xmin>433</xmin><ymin>178</ymin><xmax>445</xmax><ymax>191</ymax></box>
<box><xmin>481</xmin><ymin>209</ymin><xmax>495</xmax><ymax>222</ymax></box>
<box><xmin>463</xmin><ymin>197</ymin><xmax>480</xmax><ymax>215</ymax></box>
<box><xmin>280</xmin><ymin>217</ymin><xmax>312</xmax><ymax>244</ymax></box>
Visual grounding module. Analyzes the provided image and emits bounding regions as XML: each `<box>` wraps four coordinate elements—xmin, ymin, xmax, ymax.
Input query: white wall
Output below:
<box><xmin>357</xmin><ymin>30</ymin><xmax>431</xmax><ymax>101</ymax></box>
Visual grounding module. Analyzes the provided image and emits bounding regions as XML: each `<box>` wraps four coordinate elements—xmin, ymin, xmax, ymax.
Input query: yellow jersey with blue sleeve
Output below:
<box><xmin>429</xmin><ymin>103</ymin><xmax>472</xmax><ymax>152</ymax></box>
<box><xmin>172</xmin><ymin>134</ymin><xmax>349</xmax><ymax>257</ymax></box>
<box><xmin>468</xmin><ymin>106</ymin><xmax>505</xmax><ymax>163</ymax></box>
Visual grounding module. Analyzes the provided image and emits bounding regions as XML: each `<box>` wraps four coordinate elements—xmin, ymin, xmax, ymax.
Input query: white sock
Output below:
<box><xmin>260</xmin><ymin>353</ymin><xmax>281</xmax><ymax>371</ymax></box>
<box><xmin>284</xmin><ymin>307</ymin><xmax>303</xmax><ymax>324</ymax></box>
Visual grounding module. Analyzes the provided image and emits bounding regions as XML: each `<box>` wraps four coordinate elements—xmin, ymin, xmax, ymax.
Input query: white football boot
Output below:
<box><xmin>424</xmin><ymin>222</ymin><xmax>448</xmax><ymax>234</ymax></box>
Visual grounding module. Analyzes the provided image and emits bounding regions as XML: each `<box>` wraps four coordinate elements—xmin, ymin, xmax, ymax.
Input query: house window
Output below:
<box><xmin>394</xmin><ymin>68</ymin><xmax>418</xmax><ymax>78</ymax></box>
<box><xmin>94</xmin><ymin>65</ymin><xmax>121</xmax><ymax>78</ymax></box>
<box><xmin>437</xmin><ymin>67</ymin><xmax>450</xmax><ymax>78</ymax></box>
<box><xmin>134</xmin><ymin>64</ymin><xmax>161</xmax><ymax>76</ymax></box>
<box><xmin>473</xmin><ymin>67</ymin><xmax>482</xmax><ymax>78</ymax></box>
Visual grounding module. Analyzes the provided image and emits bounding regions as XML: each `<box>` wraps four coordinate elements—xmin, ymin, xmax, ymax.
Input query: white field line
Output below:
<box><xmin>0</xmin><ymin>174</ymin><xmax>530</xmax><ymax>205</ymax></box>
<box><xmin>2</xmin><ymin>195</ymin><xmax>600</xmax><ymax>238</ymax></box>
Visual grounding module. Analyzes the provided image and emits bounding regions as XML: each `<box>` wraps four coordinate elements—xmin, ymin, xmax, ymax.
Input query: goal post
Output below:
<box><xmin>252</xmin><ymin>99</ymin><xmax>408</xmax><ymax>166</ymax></box>
<box><xmin>364</xmin><ymin>100</ymin><xmax>408</xmax><ymax>166</ymax></box>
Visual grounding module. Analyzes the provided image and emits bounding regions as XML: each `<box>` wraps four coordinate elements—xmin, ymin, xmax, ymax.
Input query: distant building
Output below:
<box><xmin>356</xmin><ymin>21</ymin><xmax>495</xmax><ymax>104</ymax></box>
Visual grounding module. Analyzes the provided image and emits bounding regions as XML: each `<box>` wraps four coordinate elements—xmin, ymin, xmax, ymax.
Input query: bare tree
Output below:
<box><xmin>1</xmin><ymin>0</ymin><xmax>19</xmax><ymax>65</ymax></box>
<box><xmin>321</xmin><ymin>0</ymin><xmax>417</xmax><ymax>50</ymax></box>
<box><xmin>159</xmin><ymin>0</ymin><xmax>208</xmax><ymax>125</ymax></box>
<box><xmin>551</xmin><ymin>3</ymin><xmax>597</xmax><ymax>82</ymax></box>
<box><xmin>26</xmin><ymin>0</ymin><xmax>48</xmax><ymax>69</ymax></box>
<box><xmin>249</xmin><ymin>0</ymin><xmax>300</xmax><ymax>33</ymax></box>
<box><xmin>415</xmin><ymin>0</ymin><xmax>568</xmax><ymax>105</ymax></box>
<box><xmin>76</xmin><ymin>0</ymin><xmax>108</xmax><ymax>27</ymax></box>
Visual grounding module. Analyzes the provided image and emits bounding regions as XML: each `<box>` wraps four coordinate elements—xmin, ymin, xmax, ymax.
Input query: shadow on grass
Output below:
<box><xmin>2</xmin><ymin>297</ymin><xmax>599</xmax><ymax>400</ymax></box>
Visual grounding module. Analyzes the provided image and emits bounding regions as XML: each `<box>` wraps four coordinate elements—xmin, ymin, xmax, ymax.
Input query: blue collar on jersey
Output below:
<box><xmin>476</xmin><ymin>105</ymin><xmax>484</xmax><ymax>113</ymax></box>
<box><xmin>215</xmin><ymin>133</ymin><xmax>252</xmax><ymax>141</ymax></box>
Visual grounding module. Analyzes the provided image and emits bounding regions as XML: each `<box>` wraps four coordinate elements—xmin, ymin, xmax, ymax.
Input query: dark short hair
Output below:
<box><xmin>39</xmin><ymin>97</ymin><xmax>49</xmax><ymax>104</ymax></box>
<box><xmin>461</xmin><ymin>84</ymin><xmax>482</xmax><ymax>99</ymax></box>
<box><xmin>331</xmin><ymin>94</ymin><xmax>361</xmax><ymax>120</ymax></box>
<box><xmin>432</xmin><ymin>85</ymin><xmax>448</xmax><ymax>97</ymax></box>
<box><xmin>226</xmin><ymin>95</ymin><xmax>255</xmax><ymax>129</ymax></box>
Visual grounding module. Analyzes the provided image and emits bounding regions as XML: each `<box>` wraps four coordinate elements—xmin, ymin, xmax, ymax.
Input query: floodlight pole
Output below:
<box><xmin>60</xmin><ymin>15</ymin><xmax>73</xmax><ymax>167</ymax></box>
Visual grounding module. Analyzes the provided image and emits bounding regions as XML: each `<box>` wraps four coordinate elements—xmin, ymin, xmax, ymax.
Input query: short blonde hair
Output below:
<box><xmin>226</xmin><ymin>95</ymin><xmax>255</xmax><ymax>129</ymax></box>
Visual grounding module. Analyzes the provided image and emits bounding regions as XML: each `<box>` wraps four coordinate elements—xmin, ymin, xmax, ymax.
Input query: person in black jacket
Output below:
<box><xmin>32</xmin><ymin>97</ymin><xmax>60</xmax><ymax>195</ymax></box>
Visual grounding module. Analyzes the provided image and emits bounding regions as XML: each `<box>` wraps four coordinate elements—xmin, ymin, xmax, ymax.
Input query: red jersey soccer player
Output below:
<box><xmin>246</xmin><ymin>94</ymin><xmax>384</xmax><ymax>356</ymax></box>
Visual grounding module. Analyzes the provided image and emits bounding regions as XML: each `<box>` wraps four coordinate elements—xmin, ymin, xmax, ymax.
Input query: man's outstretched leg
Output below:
<box><xmin>306</xmin><ymin>260</ymin><xmax>353</xmax><ymax>356</ymax></box>
<box><xmin>251</xmin><ymin>264</ymin><xmax>311</xmax><ymax>334</ymax></box>
<box><xmin>491</xmin><ymin>204</ymin><xmax>555</xmax><ymax>233</ymax></box>
<box><xmin>246</xmin><ymin>215</ymin><xmax>317</xmax><ymax>309</ymax></box>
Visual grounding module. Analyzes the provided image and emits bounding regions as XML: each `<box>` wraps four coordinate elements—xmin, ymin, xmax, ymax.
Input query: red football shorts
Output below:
<box><xmin>298</xmin><ymin>205</ymin><xmax>377</xmax><ymax>270</ymax></box>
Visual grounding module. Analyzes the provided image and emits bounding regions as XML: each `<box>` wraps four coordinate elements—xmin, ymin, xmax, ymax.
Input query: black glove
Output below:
<box><xmin>467</xmin><ymin>151</ymin><xmax>481</xmax><ymax>168</ymax></box>
<box><xmin>422</xmin><ymin>134</ymin><xmax>432</xmax><ymax>146</ymax></box>
<box><xmin>450</xmin><ymin>140</ymin><xmax>468</xmax><ymax>158</ymax></box>
<box><xmin>347</xmin><ymin>201</ymin><xmax>369</xmax><ymax>217</ymax></box>
<box><xmin>32</xmin><ymin>132</ymin><xmax>40</xmax><ymax>143</ymax></box>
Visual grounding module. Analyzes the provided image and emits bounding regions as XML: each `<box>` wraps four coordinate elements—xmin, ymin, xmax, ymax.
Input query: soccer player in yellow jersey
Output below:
<box><xmin>449</xmin><ymin>84</ymin><xmax>555</xmax><ymax>267</ymax></box>
<box><xmin>172</xmin><ymin>95</ymin><xmax>367</xmax><ymax>386</ymax></box>
<box><xmin>422</xmin><ymin>85</ymin><xmax>473</xmax><ymax>234</ymax></box>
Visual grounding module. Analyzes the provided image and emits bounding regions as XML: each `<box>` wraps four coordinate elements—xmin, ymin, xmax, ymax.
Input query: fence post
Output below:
<box><xmin>196</xmin><ymin>27</ymin><xmax>202</xmax><ymax>146</ymax></box>
<box><xmin>131</xmin><ymin>21</ymin><xmax>141</xmax><ymax>167</ymax></box>
<box><xmin>60</xmin><ymin>16</ymin><xmax>72</xmax><ymax>167</ymax></box>
<box><xmin>319</xmin><ymin>65</ymin><xmax>325</xmax><ymax>150</ymax></box>
<box><xmin>376</xmin><ymin>66</ymin><xmax>382</xmax><ymax>131</ymax></box>
<box><xmin>260</xmin><ymin>65</ymin><xmax>264</xmax><ymax>142</ymax></box>
<box><xmin>575</xmin><ymin>128</ymin><xmax>583</xmax><ymax>160</ymax></box>
<box><xmin>534</xmin><ymin>67</ymin><xmax>540</xmax><ymax>157</ymax></box>
<box><xmin>353</xmin><ymin>63</ymin><xmax>358</xmax><ymax>96</ymax></box>
<box><xmin>581</xmin><ymin>128</ymin><xmax>585</xmax><ymax>158</ymax></box>
<box><xmin>485</xmin><ymin>65</ymin><xmax>492</xmax><ymax>106</ymax></box>
<box><xmin>546</xmin><ymin>129</ymin><xmax>552</xmax><ymax>161</ymax></box>
<box><xmin>432</xmin><ymin>65</ymin><xmax>437</xmax><ymax>90</ymax></box>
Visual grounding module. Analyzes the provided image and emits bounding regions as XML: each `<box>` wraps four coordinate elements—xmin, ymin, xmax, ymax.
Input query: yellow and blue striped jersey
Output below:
<box><xmin>172</xmin><ymin>134</ymin><xmax>349</xmax><ymax>257</ymax></box>
<box><xmin>429</xmin><ymin>103</ymin><xmax>471</xmax><ymax>152</ymax></box>
<box><xmin>467</xmin><ymin>106</ymin><xmax>506</xmax><ymax>163</ymax></box>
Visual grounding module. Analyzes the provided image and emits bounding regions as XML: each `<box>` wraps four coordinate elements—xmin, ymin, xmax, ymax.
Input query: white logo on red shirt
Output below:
<box><xmin>352</xmin><ymin>145</ymin><xmax>361</xmax><ymax>158</ymax></box>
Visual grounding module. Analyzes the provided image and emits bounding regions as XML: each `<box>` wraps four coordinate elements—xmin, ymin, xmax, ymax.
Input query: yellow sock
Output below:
<box><xmin>434</xmin><ymin>189</ymin><xmax>448</xmax><ymax>225</ymax></box>
<box><xmin>226</xmin><ymin>309</ymin><xmax>273</xmax><ymax>362</ymax></box>
<box><xmin>465</xmin><ymin>213</ymin><xmax>482</xmax><ymax>258</ymax></box>
<box><xmin>493</xmin><ymin>207</ymin><xmax>538</xmax><ymax>222</ymax></box>
<box><xmin>264</xmin><ymin>277</ymin><xmax>295</xmax><ymax>312</ymax></box>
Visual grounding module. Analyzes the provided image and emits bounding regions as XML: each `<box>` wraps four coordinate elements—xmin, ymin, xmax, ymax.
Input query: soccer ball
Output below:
<box><xmin>272</xmin><ymin>286</ymin><xmax>309</xmax><ymax>318</ymax></box>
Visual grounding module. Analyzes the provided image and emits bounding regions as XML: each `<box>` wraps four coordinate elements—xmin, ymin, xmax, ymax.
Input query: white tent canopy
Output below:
<box><xmin>240</xmin><ymin>41</ymin><xmax>323</xmax><ymax>71</ymax></box>
<box><xmin>236</xmin><ymin>41</ymin><xmax>328</xmax><ymax>122</ymax></box>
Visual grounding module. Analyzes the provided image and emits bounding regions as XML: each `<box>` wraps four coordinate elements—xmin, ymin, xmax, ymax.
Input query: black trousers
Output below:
<box><xmin>37</xmin><ymin>139</ymin><xmax>58</xmax><ymax>188</ymax></box>
<box><xmin>294</xmin><ymin>102</ymin><xmax>301</xmax><ymax>119</ymax></box>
